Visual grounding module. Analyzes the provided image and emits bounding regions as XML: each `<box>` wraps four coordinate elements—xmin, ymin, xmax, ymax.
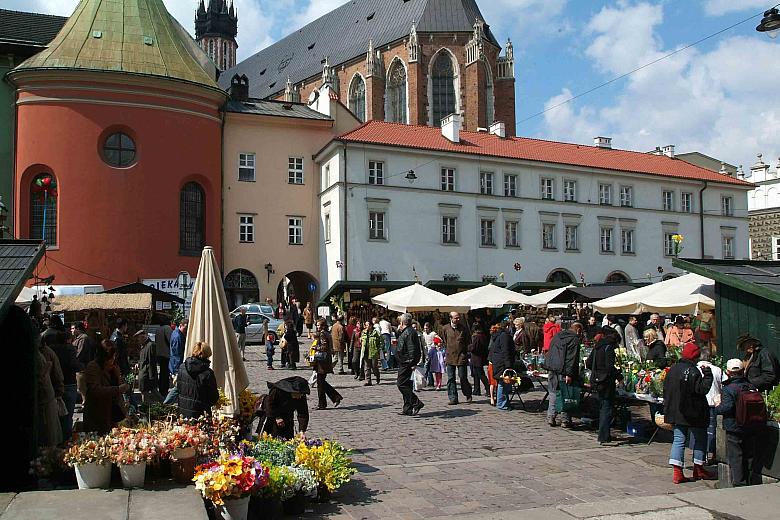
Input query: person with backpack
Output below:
<box><xmin>736</xmin><ymin>333</ymin><xmax>780</xmax><ymax>392</ymax></box>
<box><xmin>663</xmin><ymin>342</ymin><xmax>715</xmax><ymax>484</ymax></box>
<box><xmin>715</xmin><ymin>358</ymin><xmax>768</xmax><ymax>486</ymax></box>
<box><xmin>546</xmin><ymin>323</ymin><xmax>584</xmax><ymax>428</ymax></box>
<box><xmin>585</xmin><ymin>327</ymin><xmax>623</xmax><ymax>445</ymax></box>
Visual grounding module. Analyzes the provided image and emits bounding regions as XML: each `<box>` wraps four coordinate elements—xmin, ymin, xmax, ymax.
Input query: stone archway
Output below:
<box><xmin>605</xmin><ymin>271</ymin><xmax>630</xmax><ymax>284</ymax></box>
<box><xmin>224</xmin><ymin>268</ymin><xmax>259</xmax><ymax>310</ymax></box>
<box><xmin>277</xmin><ymin>271</ymin><xmax>319</xmax><ymax>308</ymax></box>
<box><xmin>546</xmin><ymin>269</ymin><xmax>575</xmax><ymax>284</ymax></box>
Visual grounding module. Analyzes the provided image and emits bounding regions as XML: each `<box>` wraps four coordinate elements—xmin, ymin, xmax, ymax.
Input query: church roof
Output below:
<box><xmin>221</xmin><ymin>0</ymin><xmax>499</xmax><ymax>99</ymax></box>
<box><xmin>0</xmin><ymin>9</ymin><xmax>67</xmax><ymax>48</ymax></box>
<box><xmin>225</xmin><ymin>98</ymin><xmax>332</xmax><ymax>121</ymax></box>
<box><xmin>13</xmin><ymin>0</ymin><xmax>221</xmax><ymax>92</ymax></box>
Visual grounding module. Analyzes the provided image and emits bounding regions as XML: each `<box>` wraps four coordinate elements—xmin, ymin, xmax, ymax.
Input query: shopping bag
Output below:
<box><xmin>555</xmin><ymin>381</ymin><xmax>582</xmax><ymax>413</ymax></box>
<box><xmin>413</xmin><ymin>366</ymin><xmax>427</xmax><ymax>391</ymax></box>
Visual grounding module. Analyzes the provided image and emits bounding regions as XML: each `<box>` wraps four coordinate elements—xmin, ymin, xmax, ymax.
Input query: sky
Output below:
<box><xmin>3</xmin><ymin>0</ymin><xmax>778</xmax><ymax>176</ymax></box>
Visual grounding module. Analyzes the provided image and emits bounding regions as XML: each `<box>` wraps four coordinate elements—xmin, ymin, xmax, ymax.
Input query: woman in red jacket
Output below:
<box><xmin>543</xmin><ymin>315</ymin><xmax>561</xmax><ymax>352</ymax></box>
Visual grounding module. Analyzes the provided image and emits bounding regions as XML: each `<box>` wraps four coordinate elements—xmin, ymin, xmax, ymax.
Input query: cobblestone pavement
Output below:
<box><xmin>244</xmin><ymin>340</ymin><xmax>715</xmax><ymax>519</ymax></box>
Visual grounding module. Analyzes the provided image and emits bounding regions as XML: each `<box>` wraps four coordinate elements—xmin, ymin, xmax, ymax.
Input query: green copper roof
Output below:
<box><xmin>15</xmin><ymin>0</ymin><xmax>220</xmax><ymax>91</ymax></box>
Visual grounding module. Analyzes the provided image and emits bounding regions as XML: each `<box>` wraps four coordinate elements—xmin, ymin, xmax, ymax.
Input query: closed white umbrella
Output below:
<box><xmin>592</xmin><ymin>273</ymin><xmax>714</xmax><ymax>315</ymax></box>
<box><xmin>185</xmin><ymin>246</ymin><xmax>249</xmax><ymax>416</ymax></box>
<box><xmin>371</xmin><ymin>283</ymin><xmax>470</xmax><ymax>313</ymax></box>
<box><xmin>449</xmin><ymin>283</ymin><xmax>533</xmax><ymax>309</ymax></box>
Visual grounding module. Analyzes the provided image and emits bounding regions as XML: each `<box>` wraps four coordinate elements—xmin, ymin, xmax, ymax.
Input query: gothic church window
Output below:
<box><xmin>385</xmin><ymin>59</ymin><xmax>408</xmax><ymax>124</ymax></box>
<box><xmin>349</xmin><ymin>75</ymin><xmax>366</xmax><ymax>122</ymax></box>
<box><xmin>431</xmin><ymin>51</ymin><xmax>457</xmax><ymax>127</ymax></box>
<box><xmin>30</xmin><ymin>173</ymin><xmax>57</xmax><ymax>246</ymax></box>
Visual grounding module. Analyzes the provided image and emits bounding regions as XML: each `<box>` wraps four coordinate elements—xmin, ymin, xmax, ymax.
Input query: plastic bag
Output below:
<box><xmin>413</xmin><ymin>366</ymin><xmax>428</xmax><ymax>391</ymax></box>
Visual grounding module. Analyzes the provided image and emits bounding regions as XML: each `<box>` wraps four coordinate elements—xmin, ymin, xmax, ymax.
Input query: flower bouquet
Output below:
<box><xmin>108</xmin><ymin>427</ymin><xmax>162</xmax><ymax>487</ymax></box>
<box><xmin>158</xmin><ymin>421</ymin><xmax>210</xmax><ymax>459</ymax></box>
<box><xmin>262</xmin><ymin>465</ymin><xmax>318</xmax><ymax>516</ymax></box>
<box><xmin>238</xmin><ymin>389</ymin><xmax>259</xmax><ymax>426</ymax></box>
<box><xmin>241</xmin><ymin>434</ymin><xmax>296</xmax><ymax>467</ymax></box>
<box><xmin>293</xmin><ymin>439</ymin><xmax>356</xmax><ymax>499</ymax></box>
<box><xmin>63</xmin><ymin>434</ymin><xmax>112</xmax><ymax>489</ymax></box>
<box><xmin>30</xmin><ymin>446</ymin><xmax>67</xmax><ymax>483</ymax></box>
<box><xmin>194</xmin><ymin>453</ymin><xmax>268</xmax><ymax>520</ymax></box>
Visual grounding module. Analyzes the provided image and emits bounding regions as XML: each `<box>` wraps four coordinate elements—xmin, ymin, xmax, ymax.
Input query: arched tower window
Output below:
<box><xmin>431</xmin><ymin>51</ymin><xmax>457</xmax><ymax>127</ymax></box>
<box><xmin>348</xmin><ymin>75</ymin><xmax>366</xmax><ymax>122</ymax></box>
<box><xmin>385</xmin><ymin>59</ymin><xmax>408</xmax><ymax>123</ymax></box>
<box><xmin>479</xmin><ymin>61</ymin><xmax>495</xmax><ymax>128</ymax></box>
<box><xmin>30</xmin><ymin>173</ymin><xmax>58</xmax><ymax>246</ymax></box>
<box><xmin>208</xmin><ymin>40</ymin><xmax>214</xmax><ymax>61</ymax></box>
<box><xmin>222</xmin><ymin>41</ymin><xmax>228</xmax><ymax>70</ymax></box>
<box><xmin>180</xmin><ymin>182</ymin><xmax>205</xmax><ymax>255</ymax></box>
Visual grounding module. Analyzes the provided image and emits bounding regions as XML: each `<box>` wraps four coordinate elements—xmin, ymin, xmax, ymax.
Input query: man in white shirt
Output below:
<box><xmin>378</xmin><ymin>317</ymin><xmax>395</xmax><ymax>370</ymax></box>
<box><xmin>697</xmin><ymin>349</ymin><xmax>726</xmax><ymax>463</ymax></box>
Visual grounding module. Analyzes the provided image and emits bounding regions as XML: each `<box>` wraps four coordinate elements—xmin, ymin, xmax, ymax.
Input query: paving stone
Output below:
<box><xmin>0</xmin><ymin>494</ymin><xmax>15</xmax><ymax>515</ymax></box>
<box><xmin>2</xmin><ymin>489</ymin><xmax>128</xmax><ymax>520</ymax></box>
<box><xmin>129</xmin><ymin>488</ymin><xmax>207</xmax><ymax>520</ymax></box>
<box><xmin>558</xmin><ymin>496</ymin><xmax>688</xmax><ymax>518</ymax></box>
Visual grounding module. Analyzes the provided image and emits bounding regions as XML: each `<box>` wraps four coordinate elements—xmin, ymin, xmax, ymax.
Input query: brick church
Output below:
<box><xmin>205</xmin><ymin>0</ymin><xmax>516</xmax><ymax>135</ymax></box>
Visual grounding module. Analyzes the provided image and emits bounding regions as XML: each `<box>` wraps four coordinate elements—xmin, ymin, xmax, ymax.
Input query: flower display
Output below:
<box><xmin>241</xmin><ymin>434</ymin><xmax>296</xmax><ymax>467</ymax></box>
<box><xmin>215</xmin><ymin>388</ymin><xmax>232</xmax><ymax>410</ymax></box>
<box><xmin>633</xmin><ymin>367</ymin><xmax>670</xmax><ymax>397</ymax></box>
<box><xmin>29</xmin><ymin>446</ymin><xmax>66</xmax><ymax>478</ymax></box>
<box><xmin>156</xmin><ymin>421</ymin><xmax>210</xmax><ymax>456</ymax></box>
<box><xmin>193</xmin><ymin>453</ymin><xmax>268</xmax><ymax>505</ymax></box>
<box><xmin>63</xmin><ymin>434</ymin><xmax>112</xmax><ymax>466</ymax></box>
<box><xmin>264</xmin><ymin>465</ymin><xmax>318</xmax><ymax>500</ymax></box>
<box><xmin>108</xmin><ymin>427</ymin><xmax>163</xmax><ymax>465</ymax></box>
<box><xmin>293</xmin><ymin>439</ymin><xmax>356</xmax><ymax>492</ymax></box>
<box><xmin>238</xmin><ymin>389</ymin><xmax>260</xmax><ymax>425</ymax></box>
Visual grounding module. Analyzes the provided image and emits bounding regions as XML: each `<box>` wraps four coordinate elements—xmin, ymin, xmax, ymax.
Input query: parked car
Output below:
<box><xmin>230</xmin><ymin>305</ymin><xmax>284</xmax><ymax>345</ymax></box>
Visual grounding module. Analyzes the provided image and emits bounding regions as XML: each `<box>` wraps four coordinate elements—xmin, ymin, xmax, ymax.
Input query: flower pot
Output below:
<box><xmin>216</xmin><ymin>496</ymin><xmax>250</xmax><ymax>520</ymax></box>
<box><xmin>171</xmin><ymin>456</ymin><xmax>196</xmax><ymax>484</ymax></box>
<box><xmin>74</xmin><ymin>462</ymin><xmax>111</xmax><ymax>489</ymax></box>
<box><xmin>316</xmin><ymin>484</ymin><xmax>332</xmax><ymax>503</ymax></box>
<box><xmin>119</xmin><ymin>462</ymin><xmax>146</xmax><ymax>488</ymax></box>
<box><xmin>171</xmin><ymin>446</ymin><xmax>195</xmax><ymax>460</ymax></box>
<box><xmin>282</xmin><ymin>494</ymin><xmax>307</xmax><ymax>515</ymax></box>
<box><xmin>248</xmin><ymin>495</ymin><xmax>282</xmax><ymax>520</ymax></box>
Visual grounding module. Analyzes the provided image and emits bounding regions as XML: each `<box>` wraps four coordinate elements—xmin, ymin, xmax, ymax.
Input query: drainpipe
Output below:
<box><xmin>698</xmin><ymin>181</ymin><xmax>708</xmax><ymax>258</ymax></box>
<box><xmin>342</xmin><ymin>143</ymin><xmax>349</xmax><ymax>282</ymax></box>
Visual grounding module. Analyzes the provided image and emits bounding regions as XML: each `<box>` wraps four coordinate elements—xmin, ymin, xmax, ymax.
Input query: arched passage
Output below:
<box><xmin>605</xmin><ymin>271</ymin><xmax>630</xmax><ymax>284</ymax></box>
<box><xmin>277</xmin><ymin>271</ymin><xmax>319</xmax><ymax>309</ymax></box>
<box><xmin>546</xmin><ymin>269</ymin><xmax>575</xmax><ymax>284</ymax></box>
<box><xmin>224</xmin><ymin>268</ymin><xmax>260</xmax><ymax>310</ymax></box>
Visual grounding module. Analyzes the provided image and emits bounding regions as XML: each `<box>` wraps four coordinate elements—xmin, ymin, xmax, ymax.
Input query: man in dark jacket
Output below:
<box><xmin>737</xmin><ymin>333</ymin><xmax>780</xmax><ymax>392</ymax></box>
<box><xmin>110</xmin><ymin>318</ymin><xmax>130</xmax><ymax>377</ymax></box>
<box><xmin>663</xmin><ymin>342</ymin><xmax>714</xmax><ymax>483</ymax></box>
<box><xmin>546</xmin><ymin>323</ymin><xmax>583</xmax><ymax>428</ymax></box>
<box><xmin>396</xmin><ymin>313</ymin><xmax>423</xmax><ymax>416</ymax></box>
<box><xmin>47</xmin><ymin>328</ymin><xmax>83</xmax><ymax>441</ymax></box>
<box><xmin>71</xmin><ymin>321</ymin><xmax>95</xmax><ymax>404</ymax></box>
<box><xmin>177</xmin><ymin>341</ymin><xmax>219</xmax><ymax>419</ymax></box>
<box><xmin>163</xmin><ymin>319</ymin><xmax>188</xmax><ymax>405</ymax></box>
<box><xmin>155</xmin><ymin>318</ymin><xmax>172</xmax><ymax>395</ymax></box>
<box><xmin>441</xmin><ymin>312</ymin><xmax>472</xmax><ymax>405</ymax></box>
<box><xmin>469</xmin><ymin>323</ymin><xmax>490</xmax><ymax>396</ymax></box>
<box><xmin>232</xmin><ymin>307</ymin><xmax>248</xmax><ymax>361</ymax></box>
<box><xmin>585</xmin><ymin>327</ymin><xmax>624</xmax><ymax>445</ymax></box>
<box><xmin>258</xmin><ymin>376</ymin><xmax>310</xmax><ymax>439</ymax></box>
<box><xmin>135</xmin><ymin>330</ymin><xmax>162</xmax><ymax>403</ymax></box>
<box><xmin>716</xmin><ymin>358</ymin><xmax>767</xmax><ymax>486</ymax></box>
<box><xmin>488</xmin><ymin>322</ymin><xmax>516</xmax><ymax>411</ymax></box>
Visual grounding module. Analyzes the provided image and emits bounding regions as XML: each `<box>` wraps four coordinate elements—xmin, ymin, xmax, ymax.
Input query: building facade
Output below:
<box><xmin>195</xmin><ymin>0</ymin><xmax>238</xmax><ymax>72</ymax></box>
<box><xmin>222</xmin><ymin>80</ymin><xmax>360</xmax><ymax>308</ymax></box>
<box><xmin>315</xmin><ymin>119</ymin><xmax>751</xmax><ymax>294</ymax></box>
<box><xmin>9</xmin><ymin>0</ymin><xmax>225</xmax><ymax>286</ymax></box>
<box><xmin>222</xmin><ymin>0</ymin><xmax>515</xmax><ymax>135</ymax></box>
<box><xmin>747</xmin><ymin>154</ymin><xmax>780</xmax><ymax>260</ymax></box>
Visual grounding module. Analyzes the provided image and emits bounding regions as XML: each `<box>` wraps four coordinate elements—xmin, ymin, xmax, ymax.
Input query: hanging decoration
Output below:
<box><xmin>32</xmin><ymin>174</ymin><xmax>57</xmax><ymax>242</ymax></box>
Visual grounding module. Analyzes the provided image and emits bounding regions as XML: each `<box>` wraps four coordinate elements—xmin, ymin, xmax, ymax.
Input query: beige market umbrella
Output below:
<box><xmin>371</xmin><ymin>283</ymin><xmax>470</xmax><ymax>313</ymax></box>
<box><xmin>185</xmin><ymin>246</ymin><xmax>249</xmax><ymax>416</ymax></box>
<box><xmin>449</xmin><ymin>283</ymin><xmax>533</xmax><ymax>309</ymax></box>
<box><xmin>592</xmin><ymin>273</ymin><xmax>714</xmax><ymax>315</ymax></box>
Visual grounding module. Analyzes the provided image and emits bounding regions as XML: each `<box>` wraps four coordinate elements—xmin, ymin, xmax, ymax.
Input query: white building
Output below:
<box><xmin>315</xmin><ymin>117</ymin><xmax>750</xmax><ymax>295</ymax></box>
<box><xmin>746</xmin><ymin>154</ymin><xmax>780</xmax><ymax>260</ymax></box>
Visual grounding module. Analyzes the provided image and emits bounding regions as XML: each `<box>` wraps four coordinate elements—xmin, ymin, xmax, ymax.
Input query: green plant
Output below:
<box><xmin>241</xmin><ymin>435</ymin><xmax>296</xmax><ymax>467</ymax></box>
<box><xmin>765</xmin><ymin>385</ymin><xmax>780</xmax><ymax>422</ymax></box>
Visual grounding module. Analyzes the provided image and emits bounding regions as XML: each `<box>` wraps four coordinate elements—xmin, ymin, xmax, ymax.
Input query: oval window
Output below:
<box><xmin>102</xmin><ymin>132</ymin><xmax>136</xmax><ymax>167</ymax></box>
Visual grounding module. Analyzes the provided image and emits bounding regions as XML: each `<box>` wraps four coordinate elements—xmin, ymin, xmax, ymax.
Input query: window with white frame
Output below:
<box><xmin>621</xmin><ymin>228</ymin><xmax>635</xmax><ymax>254</ymax></box>
<box><xmin>288</xmin><ymin>157</ymin><xmax>304</xmax><ymax>184</ymax></box>
<box><xmin>504</xmin><ymin>174</ymin><xmax>518</xmax><ymax>197</ymax></box>
<box><xmin>324</xmin><ymin>213</ymin><xmax>331</xmax><ymax>243</ymax></box>
<box><xmin>369</xmin><ymin>211</ymin><xmax>386</xmax><ymax>240</ymax></box>
<box><xmin>505</xmin><ymin>221</ymin><xmax>519</xmax><ymax>247</ymax></box>
<box><xmin>441</xmin><ymin>168</ymin><xmax>455</xmax><ymax>191</ymax></box>
<box><xmin>599</xmin><ymin>184</ymin><xmax>612</xmax><ymax>205</ymax></box>
<box><xmin>480</xmin><ymin>219</ymin><xmax>495</xmax><ymax>246</ymax></box>
<box><xmin>620</xmin><ymin>185</ymin><xmax>633</xmax><ymax>207</ymax></box>
<box><xmin>565</xmin><ymin>225</ymin><xmax>578</xmax><ymax>251</ymax></box>
<box><xmin>442</xmin><ymin>216</ymin><xmax>457</xmax><ymax>243</ymax></box>
<box><xmin>722</xmin><ymin>236</ymin><xmax>735</xmax><ymax>259</ymax></box>
<box><xmin>368</xmin><ymin>161</ymin><xmax>384</xmax><ymax>185</ymax></box>
<box><xmin>663</xmin><ymin>190</ymin><xmax>674</xmax><ymax>211</ymax></box>
<box><xmin>288</xmin><ymin>217</ymin><xmax>303</xmax><ymax>245</ymax></box>
<box><xmin>238</xmin><ymin>153</ymin><xmax>255</xmax><ymax>182</ymax></box>
<box><xmin>600</xmin><ymin>227</ymin><xmax>614</xmax><ymax>252</ymax></box>
<box><xmin>239</xmin><ymin>215</ymin><xmax>254</xmax><ymax>242</ymax></box>
<box><xmin>324</xmin><ymin>164</ymin><xmax>331</xmax><ymax>187</ymax></box>
<box><xmin>721</xmin><ymin>196</ymin><xmax>734</xmax><ymax>216</ymax></box>
<box><xmin>663</xmin><ymin>233</ymin><xmax>676</xmax><ymax>256</ymax></box>
<box><xmin>563</xmin><ymin>180</ymin><xmax>577</xmax><ymax>202</ymax></box>
<box><xmin>480</xmin><ymin>171</ymin><xmax>493</xmax><ymax>195</ymax></box>
<box><xmin>542</xmin><ymin>223</ymin><xmax>556</xmax><ymax>249</ymax></box>
<box><xmin>681</xmin><ymin>192</ymin><xmax>693</xmax><ymax>213</ymax></box>
<box><xmin>540</xmin><ymin>178</ymin><xmax>554</xmax><ymax>200</ymax></box>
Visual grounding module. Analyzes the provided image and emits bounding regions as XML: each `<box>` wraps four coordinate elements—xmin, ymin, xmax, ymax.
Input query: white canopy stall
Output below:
<box><xmin>592</xmin><ymin>274</ymin><xmax>714</xmax><ymax>315</ymax></box>
<box><xmin>371</xmin><ymin>283</ymin><xmax>470</xmax><ymax>313</ymax></box>
<box><xmin>449</xmin><ymin>283</ymin><xmax>533</xmax><ymax>309</ymax></box>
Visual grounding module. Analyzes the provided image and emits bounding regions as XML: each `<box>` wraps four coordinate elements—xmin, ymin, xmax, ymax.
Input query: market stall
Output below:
<box><xmin>370</xmin><ymin>283</ymin><xmax>470</xmax><ymax>313</ymax></box>
<box><xmin>592</xmin><ymin>273</ymin><xmax>714</xmax><ymax>315</ymax></box>
<box><xmin>449</xmin><ymin>283</ymin><xmax>533</xmax><ymax>309</ymax></box>
<box><xmin>50</xmin><ymin>293</ymin><xmax>154</xmax><ymax>342</ymax></box>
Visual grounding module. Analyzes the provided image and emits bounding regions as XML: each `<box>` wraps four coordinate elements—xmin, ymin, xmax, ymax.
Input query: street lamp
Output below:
<box><xmin>756</xmin><ymin>7</ymin><xmax>780</xmax><ymax>38</ymax></box>
<box><xmin>0</xmin><ymin>196</ymin><xmax>7</xmax><ymax>239</ymax></box>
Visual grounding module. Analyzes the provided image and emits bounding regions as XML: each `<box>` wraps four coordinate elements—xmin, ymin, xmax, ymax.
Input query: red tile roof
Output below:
<box><xmin>336</xmin><ymin>121</ymin><xmax>750</xmax><ymax>187</ymax></box>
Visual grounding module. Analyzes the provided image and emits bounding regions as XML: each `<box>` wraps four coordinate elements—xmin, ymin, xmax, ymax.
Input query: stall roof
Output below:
<box><xmin>317</xmin><ymin>280</ymin><xmax>413</xmax><ymax>307</ymax></box>
<box><xmin>425</xmin><ymin>280</ymin><xmax>506</xmax><ymax>295</ymax></box>
<box><xmin>102</xmin><ymin>282</ymin><xmax>185</xmax><ymax>304</ymax></box>
<box><xmin>0</xmin><ymin>239</ymin><xmax>45</xmax><ymax>322</ymax></box>
<box><xmin>51</xmin><ymin>293</ymin><xmax>153</xmax><ymax>312</ymax></box>
<box><xmin>549</xmin><ymin>285</ymin><xmax>639</xmax><ymax>304</ymax></box>
<box><xmin>674</xmin><ymin>259</ymin><xmax>780</xmax><ymax>304</ymax></box>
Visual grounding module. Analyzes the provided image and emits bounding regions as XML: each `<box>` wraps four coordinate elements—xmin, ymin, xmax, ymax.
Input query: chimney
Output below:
<box><xmin>489</xmin><ymin>121</ymin><xmax>506</xmax><ymax>138</ymax></box>
<box><xmin>441</xmin><ymin>113</ymin><xmax>461</xmax><ymax>143</ymax></box>
<box><xmin>593</xmin><ymin>136</ymin><xmax>612</xmax><ymax>149</ymax></box>
<box><xmin>662</xmin><ymin>144</ymin><xmax>675</xmax><ymax>158</ymax></box>
<box><xmin>750</xmin><ymin>153</ymin><xmax>770</xmax><ymax>183</ymax></box>
<box><xmin>737</xmin><ymin>165</ymin><xmax>745</xmax><ymax>180</ymax></box>
<box><xmin>230</xmin><ymin>74</ymin><xmax>249</xmax><ymax>101</ymax></box>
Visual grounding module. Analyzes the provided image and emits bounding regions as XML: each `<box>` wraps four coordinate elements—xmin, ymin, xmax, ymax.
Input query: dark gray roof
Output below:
<box><xmin>225</xmin><ymin>98</ymin><xmax>333</xmax><ymax>120</ymax></box>
<box><xmin>551</xmin><ymin>285</ymin><xmax>639</xmax><ymax>304</ymax></box>
<box><xmin>0</xmin><ymin>9</ymin><xmax>67</xmax><ymax>48</ymax></box>
<box><xmin>0</xmin><ymin>240</ymin><xmax>45</xmax><ymax>322</ymax></box>
<box><xmin>220</xmin><ymin>0</ymin><xmax>500</xmax><ymax>99</ymax></box>
<box><xmin>675</xmin><ymin>259</ymin><xmax>780</xmax><ymax>304</ymax></box>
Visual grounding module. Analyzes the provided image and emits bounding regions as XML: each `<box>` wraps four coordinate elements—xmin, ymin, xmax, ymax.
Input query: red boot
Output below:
<box><xmin>672</xmin><ymin>465</ymin><xmax>690</xmax><ymax>484</ymax></box>
<box><xmin>693</xmin><ymin>464</ymin><xmax>716</xmax><ymax>480</ymax></box>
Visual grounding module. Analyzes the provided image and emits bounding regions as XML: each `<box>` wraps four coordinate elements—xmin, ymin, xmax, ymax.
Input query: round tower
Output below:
<box><xmin>196</xmin><ymin>0</ymin><xmax>238</xmax><ymax>71</ymax></box>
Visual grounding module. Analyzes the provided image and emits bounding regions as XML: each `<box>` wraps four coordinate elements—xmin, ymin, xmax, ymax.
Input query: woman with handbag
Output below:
<box><xmin>312</xmin><ymin>319</ymin><xmax>342</xmax><ymax>409</ymax></box>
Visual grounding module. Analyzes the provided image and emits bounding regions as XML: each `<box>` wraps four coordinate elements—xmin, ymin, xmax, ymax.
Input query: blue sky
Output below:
<box><xmin>5</xmin><ymin>0</ymin><xmax>779</xmax><ymax>176</ymax></box>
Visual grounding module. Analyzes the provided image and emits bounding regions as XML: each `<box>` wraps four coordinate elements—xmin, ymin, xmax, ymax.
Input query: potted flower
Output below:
<box><xmin>108</xmin><ymin>427</ymin><xmax>161</xmax><ymax>488</ymax></box>
<box><xmin>193</xmin><ymin>453</ymin><xmax>268</xmax><ymax>520</ymax></box>
<box><xmin>158</xmin><ymin>420</ymin><xmax>210</xmax><ymax>483</ymax></box>
<box><xmin>280</xmin><ymin>465</ymin><xmax>317</xmax><ymax>515</ymax></box>
<box><xmin>293</xmin><ymin>439</ymin><xmax>356</xmax><ymax>501</ymax></box>
<box><xmin>63</xmin><ymin>434</ymin><xmax>112</xmax><ymax>489</ymax></box>
<box><xmin>241</xmin><ymin>434</ymin><xmax>296</xmax><ymax>467</ymax></box>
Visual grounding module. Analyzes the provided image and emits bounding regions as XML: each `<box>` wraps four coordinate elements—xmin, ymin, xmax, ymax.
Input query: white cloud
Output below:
<box><xmin>540</xmin><ymin>2</ymin><xmax>780</xmax><ymax>175</ymax></box>
<box><xmin>471</xmin><ymin>0</ymin><xmax>570</xmax><ymax>47</ymax></box>
<box><xmin>704</xmin><ymin>0</ymin><xmax>769</xmax><ymax>17</ymax></box>
<box><xmin>287</xmin><ymin>0</ymin><xmax>348</xmax><ymax>33</ymax></box>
